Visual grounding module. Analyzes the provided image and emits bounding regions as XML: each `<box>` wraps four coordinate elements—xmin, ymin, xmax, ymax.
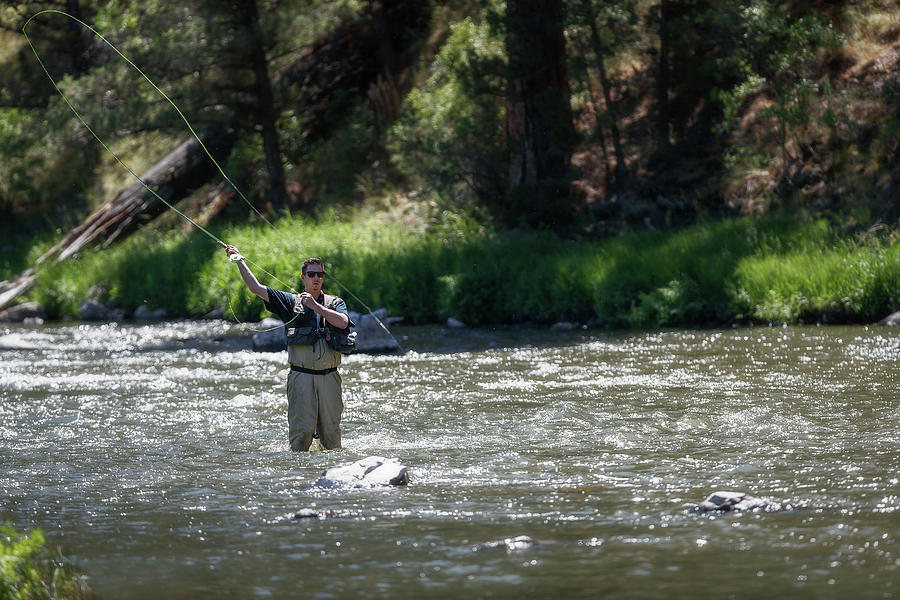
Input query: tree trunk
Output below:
<box><xmin>239</xmin><ymin>0</ymin><xmax>287</xmax><ymax>212</ymax></box>
<box><xmin>505</xmin><ymin>0</ymin><xmax>576</xmax><ymax>229</ymax></box>
<box><xmin>656</xmin><ymin>0</ymin><xmax>672</xmax><ymax>151</ymax></box>
<box><xmin>582</xmin><ymin>0</ymin><xmax>628</xmax><ymax>188</ymax></box>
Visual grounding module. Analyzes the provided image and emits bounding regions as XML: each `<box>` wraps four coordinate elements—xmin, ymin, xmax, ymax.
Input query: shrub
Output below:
<box><xmin>0</xmin><ymin>524</ymin><xmax>91</xmax><ymax>600</ymax></box>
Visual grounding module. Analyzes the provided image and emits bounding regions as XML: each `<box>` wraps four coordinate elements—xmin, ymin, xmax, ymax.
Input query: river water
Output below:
<box><xmin>1</xmin><ymin>321</ymin><xmax>898</xmax><ymax>599</ymax></box>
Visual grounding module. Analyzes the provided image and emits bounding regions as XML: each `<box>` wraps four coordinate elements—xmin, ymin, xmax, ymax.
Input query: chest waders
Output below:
<box><xmin>284</xmin><ymin>293</ymin><xmax>354</xmax><ymax>451</ymax></box>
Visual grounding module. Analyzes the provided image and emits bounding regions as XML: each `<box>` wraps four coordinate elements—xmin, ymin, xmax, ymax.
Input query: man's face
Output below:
<box><xmin>302</xmin><ymin>264</ymin><xmax>325</xmax><ymax>293</ymax></box>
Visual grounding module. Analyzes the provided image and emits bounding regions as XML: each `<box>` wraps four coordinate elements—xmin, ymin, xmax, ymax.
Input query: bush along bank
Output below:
<box><xmin>0</xmin><ymin>523</ymin><xmax>92</xmax><ymax>599</ymax></box>
<box><xmin>20</xmin><ymin>215</ymin><xmax>900</xmax><ymax>328</ymax></box>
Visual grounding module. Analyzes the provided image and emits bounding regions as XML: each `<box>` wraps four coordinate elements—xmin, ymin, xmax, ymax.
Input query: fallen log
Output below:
<box><xmin>37</xmin><ymin>125</ymin><xmax>236</xmax><ymax>264</ymax></box>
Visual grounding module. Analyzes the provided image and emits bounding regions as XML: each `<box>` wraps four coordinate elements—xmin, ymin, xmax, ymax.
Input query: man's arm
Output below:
<box><xmin>300</xmin><ymin>292</ymin><xmax>350</xmax><ymax>329</ymax></box>
<box><xmin>223</xmin><ymin>244</ymin><xmax>269</xmax><ymax>302</ymax></box>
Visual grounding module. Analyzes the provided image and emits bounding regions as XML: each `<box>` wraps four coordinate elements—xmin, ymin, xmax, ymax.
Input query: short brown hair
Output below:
<box><xmin>302</xmin><ymin>257</ymin><xmax>323</xmax><ymax>275</ymax></box>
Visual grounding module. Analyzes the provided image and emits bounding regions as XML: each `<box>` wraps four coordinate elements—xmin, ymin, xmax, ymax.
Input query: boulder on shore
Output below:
<box><xmin>251</xmin><ymin>309</ymin><xmax>401</xmax><ymax>353</ymax></box>
<box><xmin>202</xmin><ymin>307</ymin><xmax>226</xmax><ymax>320</ymax></box>
<box><xmin>0</xmin><ymin>301</ymin><xmax>45</xmax><ymax>322</ymax></box>
<box><xmin>251</xmin><ymin>318</ymin><xmax>287</xmax><ymax>351</ymax></box>
<box><xmin>79</xmin><ymin>300</ymin><xmax>123</xmax><ymax>322</ymax></box>
<box><xmin>134</xmin><ymin>305</ymin><xmax>168</xmax><ymax>321</ymax></box>
<box><xmin>350</xmin><ymin>308</ymin><xmax>401</xmax><ymax>353</ymax></box>
<box><xmin>879</xmin><ymin>311</ymin><xmax>900</xmax><ymax>326</ymax></box>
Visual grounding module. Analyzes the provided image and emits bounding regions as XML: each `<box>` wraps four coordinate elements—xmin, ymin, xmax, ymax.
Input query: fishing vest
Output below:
<box><xmin>284</xmin><ymin>293</ymin><xmax>356</xmax><ymax>354</ymax></box>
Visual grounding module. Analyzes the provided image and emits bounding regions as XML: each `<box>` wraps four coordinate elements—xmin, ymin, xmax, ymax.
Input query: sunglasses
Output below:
<box><xmin>304</xmin><ymin>270</ymin><xmax>325</xmax><ymax>278</ymax></box>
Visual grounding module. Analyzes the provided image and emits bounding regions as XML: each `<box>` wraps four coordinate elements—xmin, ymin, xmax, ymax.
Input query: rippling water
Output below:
<box><xmin>1</xmin><ymin>321</ymin><xmax>898</xmax><ymax>598</ymax></box>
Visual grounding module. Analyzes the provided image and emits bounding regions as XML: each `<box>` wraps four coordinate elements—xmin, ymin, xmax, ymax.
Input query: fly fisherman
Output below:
<box><xmin>223</xmin><ymin>244</ymin><xmax>355</xmax><ymax>451</ymax></box>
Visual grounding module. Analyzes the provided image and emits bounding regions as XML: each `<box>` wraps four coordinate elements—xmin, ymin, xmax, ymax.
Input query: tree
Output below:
<box><xmin>201</xmin><ymin>0</ymin><xmax>287</xmax><ymax>211</ymax></box>
<box><xmin>573</xmin><ymin>0</ymin><xmax>633</xmax><ymax>189</ymax></box>
<box><xmin>655</xmin><ymin>0</ymin><xmax>672</xmax><ymax>152</ymax></box>
<box><xmin>504</xmin><ymin>0</ymin><xmax>577</xmax><ymax>229</ymax></box>
<box><xmin>0</xmin><ymin>0</ymin><xmax>101</xmax><ymax>227</ymax></box>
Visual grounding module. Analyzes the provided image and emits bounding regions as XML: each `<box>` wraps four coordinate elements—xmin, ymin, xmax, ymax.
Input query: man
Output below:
<box><xmin>223</xmin><ymin>244</ymin><xmax>353</xmax><ymax>451</ymax></box>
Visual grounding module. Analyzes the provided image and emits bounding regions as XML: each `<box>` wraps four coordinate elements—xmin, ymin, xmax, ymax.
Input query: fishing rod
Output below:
<box><xmin>22</xmin><ymin>9</ymin><xmax>400</xmax><ymax>344</ymax></box>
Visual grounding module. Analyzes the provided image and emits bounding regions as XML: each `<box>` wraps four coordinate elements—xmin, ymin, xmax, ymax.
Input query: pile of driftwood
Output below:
<box><xmin>0</xmin><ymin>270</ymin><xmax>37</xmax><ymax>312</ymax></box>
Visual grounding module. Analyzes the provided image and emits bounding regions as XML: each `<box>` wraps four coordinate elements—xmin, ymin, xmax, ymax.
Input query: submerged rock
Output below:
<box><xmin>472</xmin><ymin>535</ymin><xmax>537</xmax><ymax>553</ymax></box>
<box><xmin>690</xmin><ymin>491</ymin><xmax>773</xmax><ymax>513</ymax></box>
<box><xmin>314</xmin><ymin>456</ymin><xmax>409</xmax><ymax>489</ymax></box>
<box><xmin>290</xmin><ymin>508</ymin><xmax>332</xmax><ymax>520</ymax></box>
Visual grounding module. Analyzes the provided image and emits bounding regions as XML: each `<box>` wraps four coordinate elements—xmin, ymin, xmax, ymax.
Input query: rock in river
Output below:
<box><xmin>472</xmin><ymin>536</ymin><xmax>537</xmax><ymax>552</ymax></box>
<box><xmin>348</xmin><ymin>309</ymin><xmax>400</xmax><ymax>353</ymax></box>
<box><xmin>314</xmin><ymin>456</ymin><xmax>409</xmax><ymax>489</ymax></box>
<box><xmin>690</xmin><ymin>491</ymin><xmax>773</xmax><ymax>513</ymax></box>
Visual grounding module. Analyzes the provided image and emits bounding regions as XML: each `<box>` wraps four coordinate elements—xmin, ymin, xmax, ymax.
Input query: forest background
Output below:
<box><xmin>1</xmin><ymin>0</ymin><xmax>899</xmax><ymax>328</ymax></box>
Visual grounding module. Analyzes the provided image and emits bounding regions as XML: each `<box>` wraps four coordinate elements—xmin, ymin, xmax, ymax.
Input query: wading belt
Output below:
<box><xmin>290</xmin><ymin>365</ymin><xmax>338</xmax><ymax>376</ymax></box>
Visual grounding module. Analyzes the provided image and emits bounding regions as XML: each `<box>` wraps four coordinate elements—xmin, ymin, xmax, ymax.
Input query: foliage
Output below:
<box><xmin>5</xmin><ymin>0</ymin><xmax>900</xmax><ymax>328</ymax></box>
<box><xmin>0</xmin><ymin>524</ymin><xmax>90</xmax><ymax>600</ymax></box>
<box><xmin>729</xmin><ymin>226</ymin><xmax>900</xmax><ymax>323</ymax></box>
<box><xmin>2</xmin><ymin>1</ymin><xmax>898</xmax><ymax>239</ymax></box>
<box><xmin>388</xmin><ymin>16</ymin><xmax>506</xmax><ymax>206</ymax></box>
<box><xmin>282</xmin><ymin>102</ymin><xmax>378</xmax><ymax>205</ymax></box>
<box><xmin>711</xmin><ymin>2</ymin><xmax>844</xmax><ymax>157</ymax></box>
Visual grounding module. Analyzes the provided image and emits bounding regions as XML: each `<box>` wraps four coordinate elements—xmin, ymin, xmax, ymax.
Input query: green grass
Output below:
<box><xmin>23</xmin><ymin>214</ymin><xmax>900</xmax><ymax>327</ymax></box>
<box><xmin>730</xmin><ymin>233</ymin><xmax>900</xmax><ymax>323</ymax></box>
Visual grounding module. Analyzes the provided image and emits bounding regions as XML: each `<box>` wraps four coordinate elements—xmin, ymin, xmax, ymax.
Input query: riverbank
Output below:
<box><xmin>5</xmin><ymin>215</ymin><xmax>900</xmax><ymax>328</ymax></box>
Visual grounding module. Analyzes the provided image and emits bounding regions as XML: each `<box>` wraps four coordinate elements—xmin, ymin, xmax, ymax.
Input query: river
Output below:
<box><xmin>1</xmin><ymin>321</ymin><xmax>898</xmax><ymax>598</ymax></box>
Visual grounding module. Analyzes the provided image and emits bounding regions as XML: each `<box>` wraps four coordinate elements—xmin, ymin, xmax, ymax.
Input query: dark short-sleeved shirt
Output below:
<box><xmin>263</xmin><ymin>286</ymin><xmax>350</xmax><ymax>369</ymax></box>
<box><xmin>264</xmin><ymin>287</ymin><xmax>349</xmax><ymax>325</ymax></box>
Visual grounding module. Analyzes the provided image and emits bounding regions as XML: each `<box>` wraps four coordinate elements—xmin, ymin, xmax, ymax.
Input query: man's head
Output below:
<box><xmin>301</xmin><ymin>257</ymin><xmax>325</xmax><ymax>293</ymax></box>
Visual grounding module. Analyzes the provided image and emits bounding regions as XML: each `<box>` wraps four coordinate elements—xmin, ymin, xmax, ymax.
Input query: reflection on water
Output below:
<box><xmin>1</xmin><ymin>321</ymin><xmax>898</xmax><ymax>599</ymax></box>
